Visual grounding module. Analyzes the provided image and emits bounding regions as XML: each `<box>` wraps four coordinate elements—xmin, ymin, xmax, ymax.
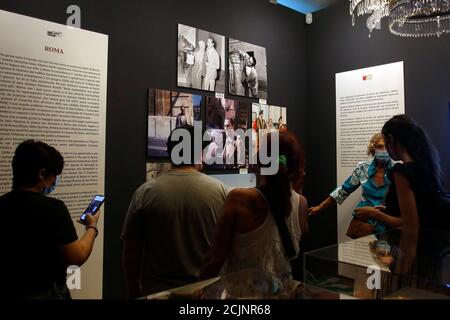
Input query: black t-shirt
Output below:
<box><xmin>385</xmin><ymin>162</ymin><xmax>450</xmax><ymax>231</ymax></box>
<box><xmin>0</xmin><ymin>190</ymin><xmax>78</xmax><ymax>297</ymax></box>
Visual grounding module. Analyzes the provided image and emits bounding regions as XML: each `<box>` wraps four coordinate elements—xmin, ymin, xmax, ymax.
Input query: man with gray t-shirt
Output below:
<box><xmin>121</xmin><ymin>126</ymin><xmax>228</xmax><ymax>298</ymax></box>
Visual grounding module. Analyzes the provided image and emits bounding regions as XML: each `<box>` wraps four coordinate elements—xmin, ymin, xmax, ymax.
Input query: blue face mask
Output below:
<box><xmin>42</xmin><ymin>175</ymin><xmax>61</xmax><ymax>195</ymax></box>
<box><xmin>374</xmin><ymin>150</ymin><xmax>390</xmax><ymax>163</ymax></box>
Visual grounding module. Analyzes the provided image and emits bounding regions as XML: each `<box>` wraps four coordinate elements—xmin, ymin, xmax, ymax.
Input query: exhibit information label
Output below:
<box><xmin>215</xmin><ymin>92</ymin><xmax>224</xmax><ymax>99</ymax></box>
<box><xmin>335</xmin><ymin>62</ymin><xmax>405</xmax><ymax>243</ymax></box>
<box><xmin>0</xmin><ymin>10</ymin><xmax>108</xmax><ymax>299</ymax></box>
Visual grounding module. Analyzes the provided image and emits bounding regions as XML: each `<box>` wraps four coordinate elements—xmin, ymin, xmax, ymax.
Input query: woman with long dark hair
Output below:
<box><xmin>377</xmin><ymin>114</ymin><xmax>449</xmax><ymax>230</ymax></box>
<box><xmin>373</xmin><ymin>115</ymin><xmax>450</xmax><ymax>291</ymax></box>
<box><xmin>350</xmin><ymin>115</ymin><xmax>449</xmax><ymax>229</ymax></box>
<box><xmin>199</xmin><ymin>131</ymin><xmax>308</xmax><ymax>283</ymax></box>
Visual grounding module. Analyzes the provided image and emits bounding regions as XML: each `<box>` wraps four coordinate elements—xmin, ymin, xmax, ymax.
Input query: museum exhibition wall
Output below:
<box><xmin>0</xmin><ymin>0</ymin><xmax>308</xmax><ymax>298</ymax></box>
<box><xmin>1</xmin><ymin>0</ymin><xmax>449</xmax><ymax>299</ymax></box>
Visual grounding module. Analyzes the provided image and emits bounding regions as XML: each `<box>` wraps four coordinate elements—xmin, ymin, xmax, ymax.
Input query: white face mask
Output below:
<box><xmin>375</xmin><ymin>150</ymin><xmax>391</xmax><ymax>163</ymax></box>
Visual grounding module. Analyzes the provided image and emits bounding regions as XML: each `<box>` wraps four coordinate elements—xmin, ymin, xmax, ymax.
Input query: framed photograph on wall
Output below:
<box><xmin>177</xmin><ymin>24</ymin><xmax>225</xmax><ymax>93</ymax></box>
<box><xmin>147</xmin><ymin>88</ymin><xmax>202</xmax><ymax>158</ymax></box>
<box><xmin>251</xmin><ymin>103</ymin><xmax>287</xmax><ymax>163</ymax></box>
<box><xmin>203</xmin><ymin>97</ymin><xmax>251</xmax><ymax>171</ymax></box>
<box><xmin>251</xmin><ymin>103</ymin><xmax>287</xmax><ymax>132</ymax></box>
<box><xmin>228</xmin><ymin>38</ymin><xmax>268</xmax><ymax>99</ymax></box>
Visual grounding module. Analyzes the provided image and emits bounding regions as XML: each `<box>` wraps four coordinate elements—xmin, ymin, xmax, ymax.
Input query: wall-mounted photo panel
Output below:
<box><xmin>204</xmin><ymin>97</ymin><xmax>251</xmax><ymax>170</ymax></box>
<box><xmin>251</xmin><ymin>103</ymin><xmax>287</xmax><ymax>132</ymax></box>
<box><xmin>229</xmin><ymin>39</ymin><xmax>268</xmax><ymax>99</ymax></box>
<box><xmin>147</xmin><ymin>88</ymin><xmax>202</xmax><ymax>158</ymax></box>
<box><xmin>251</xmin><ymin>103</ymin><xmax>287</xmax><ymax>162</ymax></box>
<box><xmin>177</xmin><ymin>24</ymin><xmax>225</xmax><ymax>93</ymax></box>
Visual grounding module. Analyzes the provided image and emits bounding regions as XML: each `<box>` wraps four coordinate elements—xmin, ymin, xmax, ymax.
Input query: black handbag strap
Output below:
<box><xmin>256</xmin><ymin>186</ymin><xmax>297</xmax><ymax>260</ymax></box>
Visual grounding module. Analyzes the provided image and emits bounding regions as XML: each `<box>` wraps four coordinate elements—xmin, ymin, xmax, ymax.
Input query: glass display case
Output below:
<box><xmin>303</xmin><ymin>227</ymin><xmax>450</xmax><ymax>299</ymax></box>
<box><xmin>145</xmin><ymin>269</ymin><xmax>303</xmax><ymax>300</ymax></box>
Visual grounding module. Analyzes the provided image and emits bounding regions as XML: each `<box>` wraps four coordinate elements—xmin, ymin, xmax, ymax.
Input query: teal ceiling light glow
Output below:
<box><xmin>277</xmin><ymin>0</ymin><xmax>331</xmax><ymax>13</ymax></box>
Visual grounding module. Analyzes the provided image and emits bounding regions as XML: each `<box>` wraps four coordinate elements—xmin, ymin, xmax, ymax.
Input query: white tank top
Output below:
<box><xmin>221</xmin><ymin>188</ymin><xmax>302</xmax><ymax>281</ymax></box>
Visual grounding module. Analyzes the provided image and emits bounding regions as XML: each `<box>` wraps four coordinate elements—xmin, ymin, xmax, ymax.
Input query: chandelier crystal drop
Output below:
<box><xmin>389</xmin><ymin>0</ymin><xmax>450</xmax><ymax>37</ymax></box>
<box><xmin>349</xmin><ymin>0</ymin><xmax>390</xmax><ymax>37</ymax></box>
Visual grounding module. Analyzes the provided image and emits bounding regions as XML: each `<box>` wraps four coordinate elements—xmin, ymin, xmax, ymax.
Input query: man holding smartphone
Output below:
<box><xmin>0</xmin><ymin>140</ymin><xmax>101</xmax><ymax>299</ymax></box>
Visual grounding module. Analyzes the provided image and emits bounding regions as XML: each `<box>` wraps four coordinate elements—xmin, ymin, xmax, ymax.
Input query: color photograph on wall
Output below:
<box><xmin>177</xmin><ymin>24</ymin><xmax>226</xmax><ymax>93</ymax></box>
<box><xmin>204</xmin><ymin>97</ymin><xmax>251</xmax><ymax>170</ymax></box>
<box><xmin>229</xmin><ymin>38</ymin><xmax>268</xmax><ymax>99</ymax></box>
<box><xmin>148</xmin><ymin>88</ymin><xmax>202</xmax><ymax>158</ymax></box>
<box><xmin>251</xmin><ymin>103</ymin><xmax>287</xmax><ymax>132</ymax></box>
<box><xmin>251</xmin><ymin>103</ymin><xmax>287</xmax><ymax>163</ymax></box>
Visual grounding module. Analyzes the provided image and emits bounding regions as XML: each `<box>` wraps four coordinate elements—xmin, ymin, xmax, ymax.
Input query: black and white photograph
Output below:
<box><xmin>229</xmin><ymin>38</ymin><xmax>268</xmax><ymax>99</ymax></box>
<box><xmin>148</xmin><ymin>88</ymin><xmax>202</xmax><ymax>158</ymax></box>
<box><xmin>177</xmin><ymin>24</ymin><xmax>225</xmax><ymax>93</ymax></box>
<box><xmin>204</xmin><ymin>97</ymin><xmax>251</xmax><ymax>170</ymax></box>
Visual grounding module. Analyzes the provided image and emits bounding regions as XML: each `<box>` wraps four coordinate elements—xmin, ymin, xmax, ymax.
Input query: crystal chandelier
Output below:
<box><xmin>389</xmin><ymin>0</ymin><xmax>450</xmax><ymax>37</ymax></box>
<box><xmin>349</xmin><ymin>0</ymin><xmax>390</xmax><ymax>37</ymax></box>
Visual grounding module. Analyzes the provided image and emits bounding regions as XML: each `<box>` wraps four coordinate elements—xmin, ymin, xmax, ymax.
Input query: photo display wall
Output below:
<box><xmin>146</xmin><ymin>23</ymin><xmax>288</xmax><ymax>173</ymax></box>
<box><xmin>147</xmin><ymin>87</ymin><xmax>288</xmax><ymax>173</ymax></box>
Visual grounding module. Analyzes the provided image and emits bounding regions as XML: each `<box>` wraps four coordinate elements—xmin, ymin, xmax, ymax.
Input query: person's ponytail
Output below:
<box><xmin>408</xmin><ymin>124</ymin><xmax>444</xmax><ymax>192</ymax></box>
<box><xmin>259</xmin><ymin>131</ymin><xmax>305</xmax><ymax>219</ymax></box>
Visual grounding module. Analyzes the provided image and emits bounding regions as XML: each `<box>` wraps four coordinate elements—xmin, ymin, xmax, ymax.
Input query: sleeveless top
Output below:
<box><xmin>221</xmin><ymin>188</ymin><xmax>302</xmax><ymax>282</ymax></box>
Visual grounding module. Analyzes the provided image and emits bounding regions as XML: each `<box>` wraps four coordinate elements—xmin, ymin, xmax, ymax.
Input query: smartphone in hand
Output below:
<box><xmin>79</xmin><ymin>195</ymin><xmax>105</xmax><ymax>224</ymax></box>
